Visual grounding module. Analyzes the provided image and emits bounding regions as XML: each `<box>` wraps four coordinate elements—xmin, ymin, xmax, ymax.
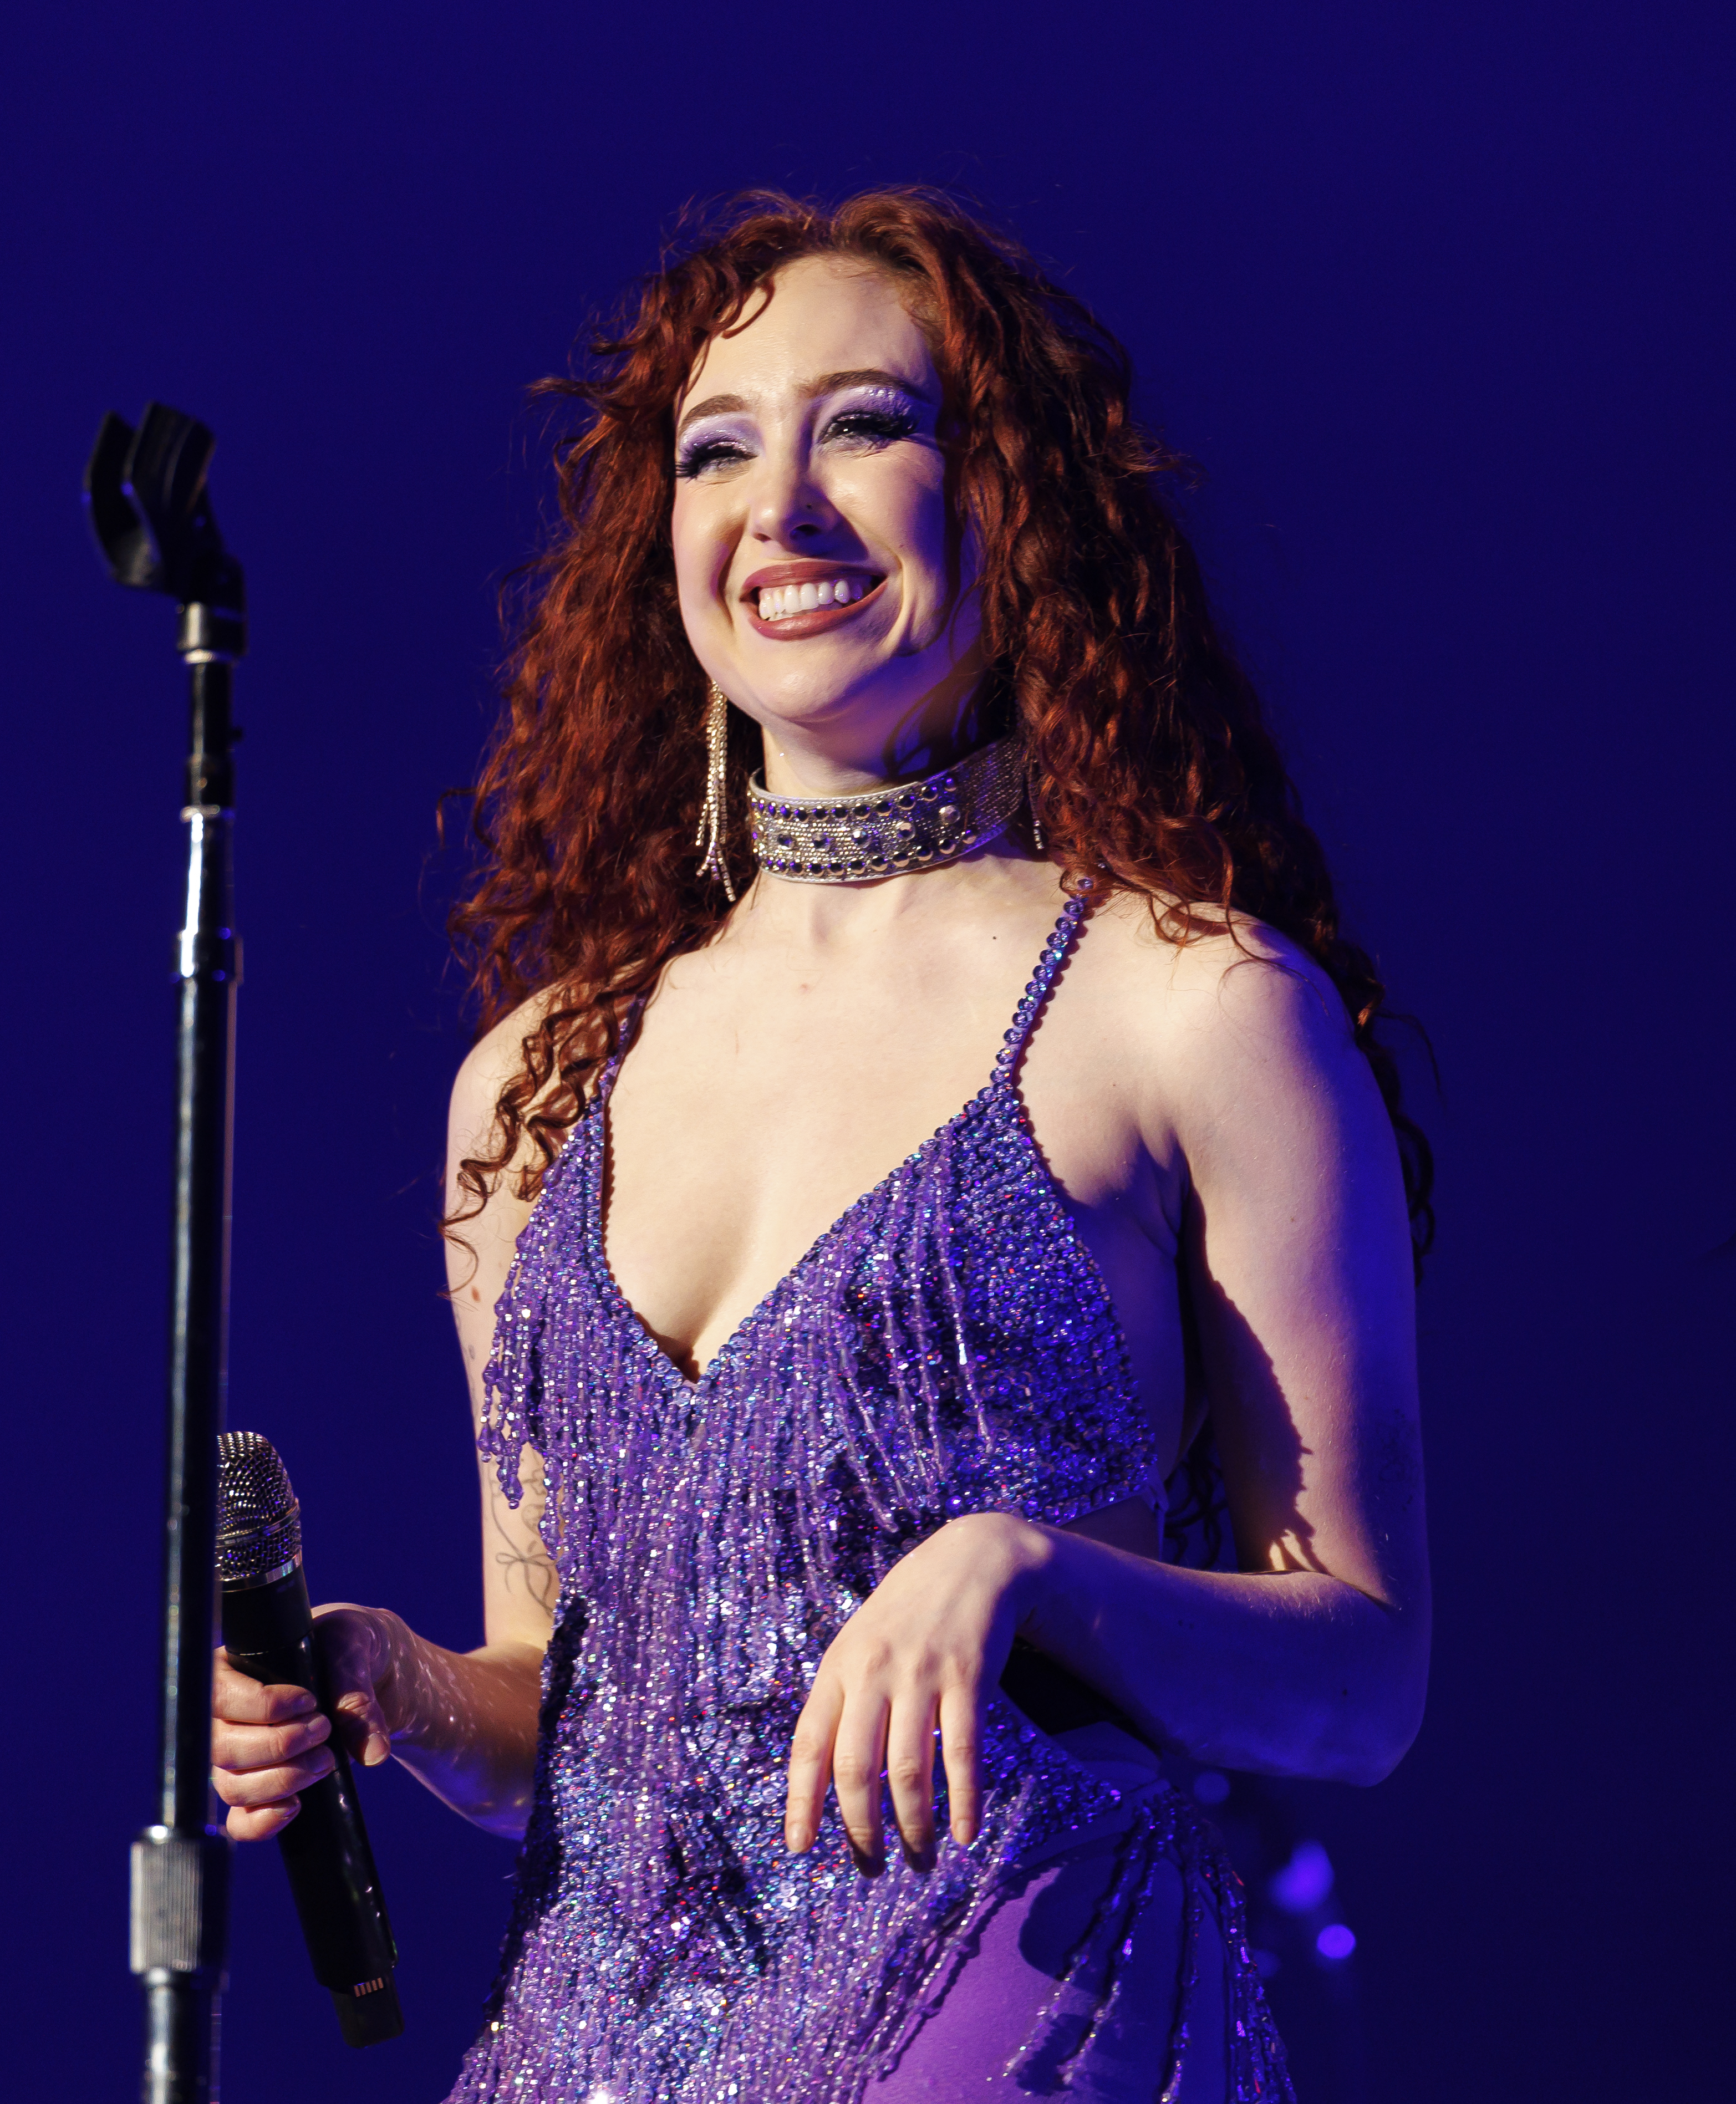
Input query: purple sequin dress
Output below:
<box><xmin>456</xmin><ymin>899</ymin><xmax>1294</xmax><ymax>2103</ymax></box>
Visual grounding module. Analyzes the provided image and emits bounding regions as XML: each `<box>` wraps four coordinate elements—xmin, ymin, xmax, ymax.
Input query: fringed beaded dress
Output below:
<box><xmin>455</xmin><ymin>898</ymin><xmax>1293</xmax><ymax>2103</ymax></box>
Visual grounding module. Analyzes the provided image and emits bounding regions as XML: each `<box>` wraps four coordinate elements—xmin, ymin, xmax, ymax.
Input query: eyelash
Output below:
<box><xmin>826</xmin><ymin>406</ymin><xmax>919</xmax><ymax>446</ymax></box>
<box><xmin>675</xmin><ymin>437</ymin><xmax>751</xmax><ymax>479</ymax></box>
<box><xmin>675</xmin><ymin>404</ymin><xmax>919</xmax><ymax>479</ymax></box>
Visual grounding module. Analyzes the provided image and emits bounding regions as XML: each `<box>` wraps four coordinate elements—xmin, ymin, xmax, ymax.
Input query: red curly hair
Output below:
<box><xmin>448</xmin><ymin>187</ymin><xmax>1433</xmax><ymax>1265</ymax></box>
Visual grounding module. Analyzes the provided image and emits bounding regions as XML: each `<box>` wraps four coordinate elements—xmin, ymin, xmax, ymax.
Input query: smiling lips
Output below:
<box><xmin>741</xmin><ymin>566</ymin><xmax>885</xmax><ymax>637</ymax></box>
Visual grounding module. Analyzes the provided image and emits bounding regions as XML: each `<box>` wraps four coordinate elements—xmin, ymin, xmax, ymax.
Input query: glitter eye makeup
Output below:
<box><xmin>818</xmin><ymin>384</ymin><xmax>923</xmax><ymax>450</ymax></box>
<box><xmin>675</xmin><ymin>384</ymin><xmax>926</xmax><ymax>480</ymax></box>
<box><xmin>675</xmin><ymin>416</ymin><xmax>759</xmax><ymax>480</ymax></box>
<box><xmin>824</xmin><ymin>385</ymin><xmax>922</xmax><ymax>429</ymax></box>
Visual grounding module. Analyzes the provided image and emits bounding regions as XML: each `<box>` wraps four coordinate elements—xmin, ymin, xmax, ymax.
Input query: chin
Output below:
<box><xmin>745</xmin><ymin>654</ymin><xmax>903</xmax><ymax>728</ymax></box>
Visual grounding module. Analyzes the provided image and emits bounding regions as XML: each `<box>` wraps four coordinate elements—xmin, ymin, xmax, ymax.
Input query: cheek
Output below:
<box><xmin>670</xmin><ymin>496</ymin><xmax>724</xmax><ymax>621</ymax></box>
<box><xmin>846</xmin><ymin>455</ymin><xmax>954</xmax><ymax>591</ymax></box>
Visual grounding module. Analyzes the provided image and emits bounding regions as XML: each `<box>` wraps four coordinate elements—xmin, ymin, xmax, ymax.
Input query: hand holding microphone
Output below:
<box><xmin>210</xmin><ymin>1617</ymin><xmax>395</xmax><ymax>1844</ymax></box>
<box><xmin>211</xmin><ymin>1432</ymin><xmax>403</xmax><ymax>2046</ymax></box>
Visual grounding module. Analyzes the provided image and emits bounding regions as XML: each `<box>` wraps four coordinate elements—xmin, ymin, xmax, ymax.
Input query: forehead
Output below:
<box><xmin>680</xmin><ymin>255</ymin><xmax>936</xmax><ymax>406</ymax></box>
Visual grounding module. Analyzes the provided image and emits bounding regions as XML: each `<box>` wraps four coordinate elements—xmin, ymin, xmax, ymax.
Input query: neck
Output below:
<box><xmin>756</xmin><ymin>653</ymin><xmax>991</xmax><ymax>798</ymax></box>
<box><xmin>741</xmin><ymin>832</ymin><xmax>1034</xmax><ymax>945</ymax></box>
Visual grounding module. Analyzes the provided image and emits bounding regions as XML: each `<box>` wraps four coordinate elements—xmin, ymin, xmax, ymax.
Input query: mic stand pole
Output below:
<box><xmin>85</xmin><ymin>406</ymin><xmax>248</xmax><ymax>2104</ymax></box>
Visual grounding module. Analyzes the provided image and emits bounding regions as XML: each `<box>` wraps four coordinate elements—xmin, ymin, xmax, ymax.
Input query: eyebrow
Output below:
<box><xmin>675</xmin><ymin>368</ymin><xmax>933</xmax><ymax>440</ymax></box>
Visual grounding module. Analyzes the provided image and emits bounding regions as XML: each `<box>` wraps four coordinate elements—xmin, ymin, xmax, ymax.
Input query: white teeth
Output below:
<box><xmin>755</xmin><ymin>577</ymin><xmax>870</xmax><ymax>621</ymax></box>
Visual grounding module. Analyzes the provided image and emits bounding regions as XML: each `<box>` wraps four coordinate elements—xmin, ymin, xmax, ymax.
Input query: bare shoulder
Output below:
<box><xmin>444</xmin><ymin>987</ymin><xmax>565</xmax><ymax>1300</ymax></box>
<box><xmin>449</xmin><ymin>989</ymin><xmax>561</xmax><ymax>1152</ymax></box>
<box><xmin>1083</xmin><ymin>889</ymin><xmax>1355</xmax><ymax>1050</ymax></box>
<box><xmin>1075</xmin><ymin>890</ymin><xmax>1383</xmax><ymax>1144</ymax></box>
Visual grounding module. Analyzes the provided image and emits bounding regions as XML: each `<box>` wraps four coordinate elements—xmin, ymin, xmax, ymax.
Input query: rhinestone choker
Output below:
<box><xmin>746</xmin><ymin>737</ymin><xmax>1025</xmax><ymax>883</ymax></box>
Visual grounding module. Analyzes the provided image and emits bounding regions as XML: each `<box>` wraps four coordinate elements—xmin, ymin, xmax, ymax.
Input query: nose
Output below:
<box><xmin>748</xmin><ymin>437</ymin><xmax>837</xmax><ymax>546</ymax></box>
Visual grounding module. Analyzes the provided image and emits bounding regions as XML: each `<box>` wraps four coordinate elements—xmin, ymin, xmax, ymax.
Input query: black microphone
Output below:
<box><xmin>215</xmin><ymin>1431</ymin><xmax>403</xmax><ymax>2047</ymax></box>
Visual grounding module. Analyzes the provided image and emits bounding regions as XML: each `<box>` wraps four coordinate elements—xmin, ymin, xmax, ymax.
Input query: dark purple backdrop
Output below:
<box><xmin>4</xmin><ymin>5</ymin><xmax>1730</xmax><ymax>2097</ymax></box>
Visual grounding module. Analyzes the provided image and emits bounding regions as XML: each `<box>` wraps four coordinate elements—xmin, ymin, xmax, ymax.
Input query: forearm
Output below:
<box><xmin>371</xmin><ymin>1614</ymin><xmax>544</xmax><ymax>1837</ymax></box>
<box><xmin>1013</xmin><ymin>1525</ymin><xmax>1429</xmax><ymax>1785</ymax></box>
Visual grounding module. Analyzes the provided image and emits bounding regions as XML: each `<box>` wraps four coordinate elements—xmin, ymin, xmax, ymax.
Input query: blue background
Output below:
<box><xmin>3</xmin><ymin>3</ymin><xmax>1730</xmax><ymax>2097</ymax></box>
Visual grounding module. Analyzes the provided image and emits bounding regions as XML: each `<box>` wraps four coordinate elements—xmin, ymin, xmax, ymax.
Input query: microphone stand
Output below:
<box><xmin>85</xmin><ymin>406</ymin><xmax>247</xmax><ymax>2104</ymax></box>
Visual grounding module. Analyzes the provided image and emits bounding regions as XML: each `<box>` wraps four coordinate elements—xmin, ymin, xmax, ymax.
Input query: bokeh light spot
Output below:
<box><xmin>1270</xmin><ymin>1838</ymin><xmax>1335</xmax><ymax>1914</ymax></box>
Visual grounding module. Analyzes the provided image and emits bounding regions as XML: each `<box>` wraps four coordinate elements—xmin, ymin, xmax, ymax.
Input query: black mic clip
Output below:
<box><xmin>83</xmin><ymin>403</ymin><xmax>247</xmax><ymax>664</ymax></box>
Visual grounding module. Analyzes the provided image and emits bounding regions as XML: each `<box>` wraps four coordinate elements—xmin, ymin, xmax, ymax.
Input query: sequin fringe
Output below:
<box><xmin>456</xmin><ymin>899</ymin><xmax>1292</xmax><ymax>2102</ymax></box>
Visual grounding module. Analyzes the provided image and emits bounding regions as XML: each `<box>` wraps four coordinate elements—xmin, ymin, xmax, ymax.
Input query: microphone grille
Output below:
<box><xmin>215</xmin><ymin>1430</ymin><xmax>302</xmax><ymax>1587</ymax></box>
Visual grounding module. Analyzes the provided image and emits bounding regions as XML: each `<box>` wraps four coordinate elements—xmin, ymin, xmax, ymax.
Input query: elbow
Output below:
<box><xmin>455</xmin><ymin>1773</ymin><xmax>536</xmax><ymax>1841</ymax></box>
<box><xmin>472</xmin><ymin>1804</ymin><xmax>532</xmax><ymax>1842</ymax></box>
<box><xmin>1324</xmin><ymin>1715</ymin><xmax>1419</xmax><ymax>1787</ymax></box>
<box><xmin>1314</xmin><ymin>1648</ymin><xmax>1429</xmax><ymax>1787</ymax></box>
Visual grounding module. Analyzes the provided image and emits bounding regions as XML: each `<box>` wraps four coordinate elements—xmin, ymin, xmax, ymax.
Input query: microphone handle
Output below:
<box><xmin>222</xmin><ymin>1566</ymin><xmax>403</xmax><ymax>2046</ymax></box>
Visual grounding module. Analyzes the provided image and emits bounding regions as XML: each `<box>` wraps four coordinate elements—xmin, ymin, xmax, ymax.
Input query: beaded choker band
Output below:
<box><xmin>746</xmin><ymin>736</ymin><xmax>1026</xmax><ymax>884</ymax></box>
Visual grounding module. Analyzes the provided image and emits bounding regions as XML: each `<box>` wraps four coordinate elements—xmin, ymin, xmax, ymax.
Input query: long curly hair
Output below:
<box><xmin>447</xmin><ymin>187</ymin><xmax>1433</xmax><ymax>1268</ymax></box>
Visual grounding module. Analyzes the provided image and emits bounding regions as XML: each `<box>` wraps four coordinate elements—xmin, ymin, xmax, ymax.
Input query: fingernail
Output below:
<box><xmin>364</xmin><ymin>1731</ymin><xmax>390</xmax><ymax>1766</ymax></box>
<box><xmin>785</xmin><ymin>1825</ymin><xmax>811</xmax><ymax>1854</ymax></box>
<box><xmin>903</xmin><ymin>1845</ymin><xmax>936</xmax><ymax>1874</ymax></box>
<box><xmin>850</xmin><ymin>1847</ymin><xmax>885</xmax><ymax>1879</ymax></box>
<box><xmin>306</xmin><ymin>1713</ymin><xmax>330</xmax><ymax>1743</ymax></box>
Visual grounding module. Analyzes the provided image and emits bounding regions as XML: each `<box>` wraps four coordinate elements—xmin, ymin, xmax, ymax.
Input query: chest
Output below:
<box><xmin>597</xmin><ymin>904</ymin><xmax>1193</xmax><ymax>1461</ymax></box>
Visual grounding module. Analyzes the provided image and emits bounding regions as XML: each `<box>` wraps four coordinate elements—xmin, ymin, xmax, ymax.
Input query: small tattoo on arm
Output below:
<box><xmin>487</xmin><ymin>1486</ymin><xmax>556</xmax><ymax>1612</ymax></box>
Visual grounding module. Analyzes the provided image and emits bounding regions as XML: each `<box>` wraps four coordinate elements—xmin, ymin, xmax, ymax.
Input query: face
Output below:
<box><xmin>671</xmin><ymin>255</ymin><xmax>984</xmax><ymax>783</ymax></box>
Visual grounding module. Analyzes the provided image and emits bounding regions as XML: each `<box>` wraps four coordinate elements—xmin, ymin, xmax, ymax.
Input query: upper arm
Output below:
<box><xmin>445</xmin><ymin>1006</ymin><xmax>559</xmax><ymax>1657</ymax></box>
<box><xmin>1152</xmin><ymin>933</ymin><xmax>1428</xmax><ymax>1627</ymax></box>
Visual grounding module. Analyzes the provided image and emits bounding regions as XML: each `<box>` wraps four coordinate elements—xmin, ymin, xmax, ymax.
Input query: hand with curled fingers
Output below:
<box><xmin>211</xmin><ymin>1603</ymin><xmax>406</xmax><ymax>1842</ymax></box>
<box><xmin>785</xmin><ymin>1510</ymin><xmax>1053</xmax><ymax>1876</ymax></box>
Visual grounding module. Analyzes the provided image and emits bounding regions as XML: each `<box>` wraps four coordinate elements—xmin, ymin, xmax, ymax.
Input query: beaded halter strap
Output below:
<box><xmin>746</xmin><ymin>736</ymin><xmax>1025</xmax><ymax>883</ymax></box>
<box><xmin>989</xmin><ymin>884</ymin><xmax>1093</xmax><ymax>1087</ymax></box>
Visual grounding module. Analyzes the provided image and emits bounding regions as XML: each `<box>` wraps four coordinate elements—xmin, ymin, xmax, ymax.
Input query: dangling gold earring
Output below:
<box><xmin>696</xmin><ymin>681</ymin><xmax>737</xmax><ymax>901</ymax></box>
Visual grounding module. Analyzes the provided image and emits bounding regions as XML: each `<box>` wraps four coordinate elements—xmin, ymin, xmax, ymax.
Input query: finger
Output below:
<box><xmin>937</xmin><ymin>1679</ymin><xmax>984</xmax><ymax>1847</ymax></box>
<box><xmin>211</xmin><ymin>1739</ymin><xmax>335</xmax><ymax>1809</ymax></box>
<box><xmin>884</xmin><ymin>1695</ymin><xmax>940</xmax><ymax>1872</ymax></box>
<box><xmin>311</xmin><ymin>1603</ymin><xmax>389</xmax><ymax>1694</ymax></box>
<box><xmin>226</xmin><ymin>1796</ymin><xmax>303</xmax><ymax>1842</ymax></box>
<box><xmin>212</xmin><ymin>1705</ymin><xmax>331</xmax><ymax>1776</ymax></box>
<box><xmin>311</xmin><ymin>1610</ymin><xmax>395</xmax><ymax>1765</ymax></box>
<box><xmin>786</xmin><ymin>1679</ymin><xmax>843</xmax><ymax>1855</ymax></box>
<box><xmin>330</xmin><ymin>1687</ymin><xmax>393</xmax><ymax>1767</ymax></box>
<box><xmin>830</xmin><ymin>1694</ymin><xmax>891</xmax><ymax>1878</ymax></box>
<box><xmin>212</xmin><ymin>1650</ymin><xmax>319</xmax><ymax>1726</ymax></box>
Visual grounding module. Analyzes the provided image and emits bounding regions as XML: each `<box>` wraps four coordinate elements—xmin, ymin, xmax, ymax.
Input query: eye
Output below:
<box><xmin>675</xmin><ymin>434</ymin><xmax>755</xmax><ymax>480</ymax></box>
<box><xmin>823</xmin><ymin>405</ymin><xmax>919</xmax><ymax>450</ymax></box>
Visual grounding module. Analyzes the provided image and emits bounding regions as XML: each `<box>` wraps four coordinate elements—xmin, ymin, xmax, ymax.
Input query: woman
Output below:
<box><xmin>212</xmin><ymin>190</ymin><xmax>1432</xmax><ymax>2103</ymax></box>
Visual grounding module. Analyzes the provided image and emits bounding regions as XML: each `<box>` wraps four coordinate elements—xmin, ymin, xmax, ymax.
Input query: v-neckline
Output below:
<box><xmin>587</xmin><ymin>899</ymin><xmax>1088</xmax><ymax>1397</ymax></box>
<box><xmin>595</xmin><ymin>1083</ymin><xmax>995</xmax><ymax>1395</ymax></box>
